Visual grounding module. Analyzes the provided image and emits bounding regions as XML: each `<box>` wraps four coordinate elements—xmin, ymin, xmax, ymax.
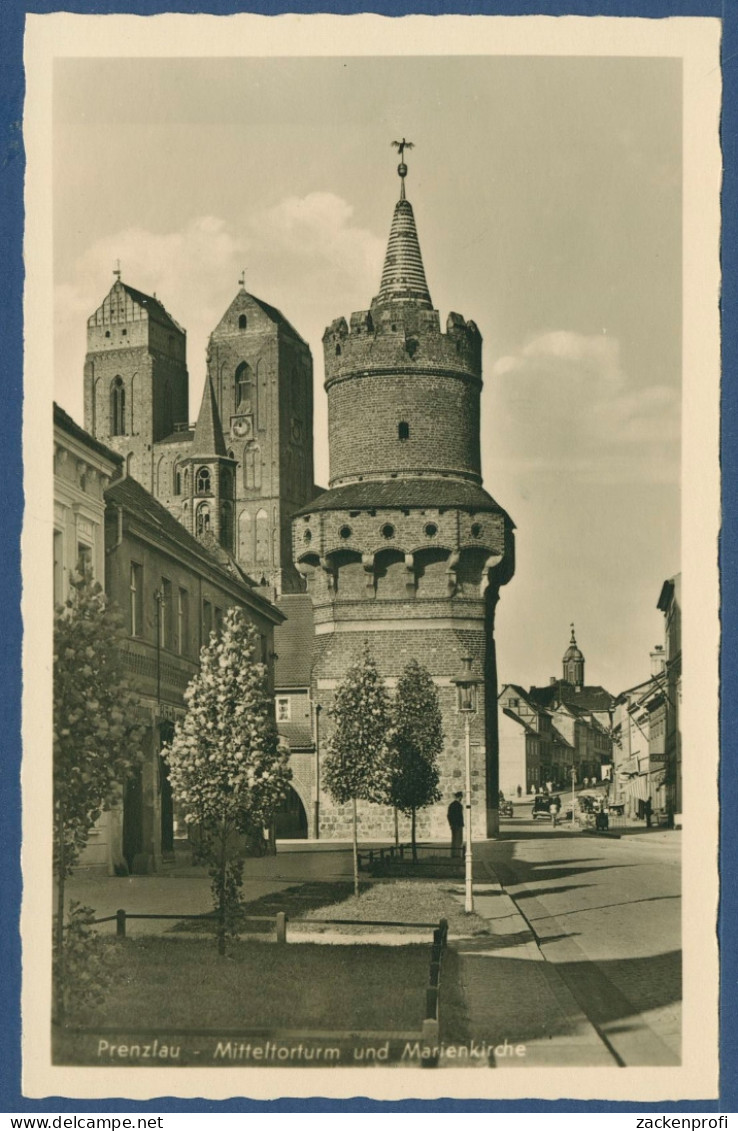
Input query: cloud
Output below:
<box><xmin>485</xmin><ymin>331</ymin><xmax>680</xmax><ymax>485</ymax></box>
<box><xmin>54</xmin><ymin>196</ymin><xmax>385</xmax><ymax>426</ymax></box>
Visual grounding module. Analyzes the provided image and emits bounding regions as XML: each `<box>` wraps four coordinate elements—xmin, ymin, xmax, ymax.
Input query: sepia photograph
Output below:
<box><xmin>20</xmin><ymin>11</ymin><xmax>721</xmax><ymax>1103</ymax></box>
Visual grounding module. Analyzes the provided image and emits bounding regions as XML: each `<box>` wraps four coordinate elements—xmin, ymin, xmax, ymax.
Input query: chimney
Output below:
<box><xmin>550</xmin><ymin>676</ymin><xmax>557</xmax><ymax>686</ymax></box>
<box><xmin>650</xmin><ymin>645</ymin><xmax>665</xmax><ymax>676</ymax></box>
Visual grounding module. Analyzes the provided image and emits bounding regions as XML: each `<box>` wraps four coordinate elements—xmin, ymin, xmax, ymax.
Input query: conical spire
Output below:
<box><xmin>193</xmin><ymin>374</ymin><xmax>227</xmax><ymax>455</ymax></box>
<box><xmin>373</xmin><ymin>197</ymin><xmax>433</xmax><ymax>310</ymax></box>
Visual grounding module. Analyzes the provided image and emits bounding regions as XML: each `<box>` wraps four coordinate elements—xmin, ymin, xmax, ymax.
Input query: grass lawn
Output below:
<box><xmin>68</xmin><ymin>938</ymin><xmax>431</xmax><ymax>1032</ymax></box>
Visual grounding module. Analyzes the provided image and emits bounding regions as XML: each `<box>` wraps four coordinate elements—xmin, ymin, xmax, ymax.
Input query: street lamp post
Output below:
<box><xmin>452</xmin><ymin>657</ymin><xmax>483</xmax><ymax>914</ymax></box>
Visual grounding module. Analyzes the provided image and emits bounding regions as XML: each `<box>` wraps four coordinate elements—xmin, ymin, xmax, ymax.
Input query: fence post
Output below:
<box><xmin>276</xmin><ymin>911</ymin><xmax>287</xmax><ymax>944</ymax></box>
<box><xmin>116</xmin><ymin>909</ymin><xmax>126</xmax><ymax>938</ymax></box>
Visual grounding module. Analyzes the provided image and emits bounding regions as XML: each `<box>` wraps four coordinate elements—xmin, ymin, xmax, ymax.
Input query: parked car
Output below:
<box><xmin>532</xmin><ymin>796</ymin><xmax>552</xmax><ymax>820</ymax></box>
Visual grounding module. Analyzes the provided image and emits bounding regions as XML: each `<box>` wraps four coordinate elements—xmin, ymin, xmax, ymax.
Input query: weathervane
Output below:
<box><xmin>238</xmin><ymin>268</ymin><xmax>246</xmax><ymax>289</ymax></box>
<box><xmin>113</xmin><ymin>259</ymin><xmax>121</xmax><ymax>281</ymax></box>
<box><xmin>391</xmin><ymin>138</ymin><xmax>414</xmax><ymax>199</ymax></box>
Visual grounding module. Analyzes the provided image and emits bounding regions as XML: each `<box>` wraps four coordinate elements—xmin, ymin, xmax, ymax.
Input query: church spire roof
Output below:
<box><xmin>372</xmin><ymin>144</ymin><xmax>433</xmax><ymax>310</ymax></box>
<box><xmin>192</xmin><ymin>374</ymin><xmax>227</xmax><ymax>456</ymax></box>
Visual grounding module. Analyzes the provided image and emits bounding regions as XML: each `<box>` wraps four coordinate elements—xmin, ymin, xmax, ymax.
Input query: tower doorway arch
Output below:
<box><xmin>274</xmin><ymin>785</ymin><xmax>308</xmax><ymax>839</ymax></box>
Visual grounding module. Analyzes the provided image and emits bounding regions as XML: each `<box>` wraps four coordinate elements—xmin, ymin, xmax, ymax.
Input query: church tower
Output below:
<box><xmin>206</xmin><ymin>282</ymin><xmax>315</xmax><ymax>593</ymax></box>
<box><xmin>563</xmin><ymin>624</ymin><xmax>585</xmax><ymax>688</ymax></box>
<box><xmin>178</xmin><ymin>375</ymin><xmax>237</xmax><ymax>550</ymax></box>
<box><xmin>294</xmin><ymin>150</ymin><xmax>515</xmax><ymax>839</ymax></box>
<box><xmin>83</xmin><ymin>271</ymin><xmax>189</xmax><ymax>491</ymax></box>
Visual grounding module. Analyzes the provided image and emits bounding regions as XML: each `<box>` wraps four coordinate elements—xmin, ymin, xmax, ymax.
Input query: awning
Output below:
<box><xmin>624</xmin><ymin>774</ymin><xmax>650</xmax><ymax>802</ymax></box>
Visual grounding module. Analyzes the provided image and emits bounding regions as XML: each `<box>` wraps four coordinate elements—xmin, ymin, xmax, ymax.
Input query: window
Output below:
<box><xmin>174</xmin><ymin>469</ymin><xmax>182</xmax><ymax>495</ymax></box>
<box><xmin>130</xmin><ymin>562</ymin><xmax>143</xmax><ymax>636</ymax></box>
<box><xmin>196</xmin><ymin>502</ymin><xmax>211</xmax><ymax>537</ymax></box>
<box><xmin>196</xmin><ymin>466</ymin><xmax>211</xmax><ymax>495</ymax></box>
<box><xmin>53</xmin><ymin>530</ymin><xmax>64</xmax><ymax>606</ymax></box>
<box><xmin>239</xmin><ymin>314</ymin><xmax>247</xmax><ymax>330</ymax></box>
<box><xmin>235</xmin><ymin>362</ymin><xmax>252</xmax><ymax>408</ymax></box>
<box><xmin>159</xmin><ymin>578</ymin><xmax>173</xmax><ymax>650</ymax></box>
<box><xmin>220</xmin><ymin>502</ymin><xmax>233</xmax><ymax>550</ymax></box>
<box><xmin>398</xmin><ymin>421</ymin><xmax>410</xmax><ymax>440</ymax></box>
<box><xmin>177</xmin><ymin>588</ymin><xmax>189</xmax><ymax>656</ymax></box>
<box><xmin>202</xmin><ymin>600</ymin><xmax>213</xmax><ymax>640</ymax></box>
<box><xmin>276</xmin><ymin>697</ymin><xmax>291</xmax><ymax>723</ymax></box>
<box><xmin>256</xmin><ymin>508</ymin><xmax>269</xmax><ymax>563</ymax></box>
<box><xmin>381</xmin><ymin>523</ymin><xmax>395</xmax><ymax>540</ymax></box>
<box><xmin>111</xmin><ymin>377</ymin><xmax>126</xmax><ymax>435</ymax></box>
<box><xmin>77</xmin><ymin>542</ymin><xmax>92</xmax><ymax>577</ymax></box>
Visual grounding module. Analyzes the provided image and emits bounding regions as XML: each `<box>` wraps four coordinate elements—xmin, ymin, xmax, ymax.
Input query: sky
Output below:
<box><xmin>52</xmin><ymin>54</ymin><xmax>682</xmax><ymax>695</ymax></box>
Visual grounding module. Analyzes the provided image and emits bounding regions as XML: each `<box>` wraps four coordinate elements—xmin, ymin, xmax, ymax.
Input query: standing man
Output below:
<box><xmin>448</xmin><ymin>791</ymin><xmax>464</xmax><ymax>858</ymax></box>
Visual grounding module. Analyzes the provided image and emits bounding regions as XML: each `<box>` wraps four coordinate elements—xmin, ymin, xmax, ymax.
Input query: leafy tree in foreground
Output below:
<box><xmin>323</xmin><ymin>645</ymin><xmax>392</xmax><ymax>896</ymax></box>
<box><xmin>53</xmin><ymin>571</ymin><xmax>145</xmax><ymax>1020</ymax></box>
<box><xmin>165</xmin><ymin>607</ymin><xmax>291</xmax><ymax>955</ymax></box>
<box><xmin>387</xmin><ymin>659</ymin><xmax>443</xmax><ymax>861</ymax></box>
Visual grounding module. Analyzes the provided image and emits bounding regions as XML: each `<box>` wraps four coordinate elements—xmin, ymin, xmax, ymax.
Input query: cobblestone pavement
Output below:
<box><xmin>476</xmin><ymin>820</ymin><xmax>682</xmax><ymax>1065</ymax></box>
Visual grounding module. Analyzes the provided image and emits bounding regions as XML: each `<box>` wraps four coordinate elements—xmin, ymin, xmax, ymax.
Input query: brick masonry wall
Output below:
<box><xmin>327</xmin><ymin>372</ymin><xmax>481</xmax><ymax>484</ymax></box>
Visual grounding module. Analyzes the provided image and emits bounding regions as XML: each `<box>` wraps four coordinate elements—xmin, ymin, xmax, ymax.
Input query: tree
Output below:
<box><xmin>53</xmin><ymin>571</ymin><xmax>145</xmax><ymax>1020</ymax></box>
<box><xmin>387</xmin><ymin>660</ymin><xmax>444</xmax><ymax>861</ymax></box>
<box><xmin>323</xmin><ymin>645</ymin><xmax>392</xmax><ymax>896</ymax></box>
<box><xmin>165</xmin><ymin>607</ymin><xmax>291</xmax><ymax>955</ymax></box>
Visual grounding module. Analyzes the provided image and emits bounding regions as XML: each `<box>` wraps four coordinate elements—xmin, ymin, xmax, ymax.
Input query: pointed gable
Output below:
<box><xmin>192</xmin><ymin>375</ymin><xmax>227</xmax><ymax>456</ymax></box>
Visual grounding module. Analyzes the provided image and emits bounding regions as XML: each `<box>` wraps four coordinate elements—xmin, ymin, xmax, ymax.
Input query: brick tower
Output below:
<box><xmin>205</xmin><ymin>283</ymin><xmax>315</xmax><ymax>594</ymax></box>
<box><xmin>293</xmin><ymin>153</ymin><xmax>515</xmax><ymax>840</ymax></box>
<box><xmin>83</xmin><ymin>271</ymin><xmax>189</xmax><ymax>492</ymax></box>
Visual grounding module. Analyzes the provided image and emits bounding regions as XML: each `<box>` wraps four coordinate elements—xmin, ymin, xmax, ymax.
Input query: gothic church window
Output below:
<box><xmin>111</xmin><ymin>377</ymin><xmax>126</xmax><ymax>436</ymax></box>
<box><xmin>196</xmin><ymin>502</ymin><xmax>211</xmax><ymax>536</ymax></box>
<box><xmin>235</xmin><ymin>362</ymin><xmax>253</xmax><ymax>408</ymax></box>
<box><xmin>255</xmin><ymin>508</ymin><xmax>269</xmax><ymax>564</ymax></box>
<box><xmin>196</xmin><ymin>467</ymin><xmax>211</xmax><ymax>495</ymax></box>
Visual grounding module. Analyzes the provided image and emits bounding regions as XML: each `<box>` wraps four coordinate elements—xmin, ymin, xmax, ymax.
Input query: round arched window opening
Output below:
<box><xmin>196</xmin><ymin>466</ymin><xmax>212</xmax><ymax>495</ymax></box>
<box><xmin>238</xmin><ymin>314</ymin><xmax>247</xmax><ymax>330</ymax></box>
<box><xmin>425</xmin><ymin>523</ymin><xmax>438</xmax><ymax>538</ymax></box>
<box><xmin>303</xmin><ymin>529</ymin><xmax>312</xmax><ymax>544</ymax></box>
<box><xmin>339</xmin><ymin>525</ymin><xmax>352</xmax><ymax>540</ymax></box>
<box><xmin>471</xmin><ymin>522</ymin><xmax>482</xmax><ymax>538</ymax></box>
<box><xmin>381</xmin><ymin>523</ymin><xmax>395</xmax><ymax>540</ymax></box>
<box><xmin>335</xmin><ymin>344</ymin><xmax>342</xmax><ymax>356</ymax></box>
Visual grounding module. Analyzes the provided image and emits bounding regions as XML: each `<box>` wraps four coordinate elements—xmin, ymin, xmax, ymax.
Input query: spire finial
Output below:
<box><xmin>113</xmin><ymin>259</ymin><xmax>121</xmax><ymax>281</ymax></box>
<box><xmin>391</xmin><ymin>138</ymin><xmax>414</xmax><ymax>201</ymax></box>
<box><xmin>238</xmin><ymin>268</ymin><xmax>246</xmax><ymax>289</ymax></box>
<box><xmin>570</xmin><ymin>622</ymin><xmax>576</xmax><ymax>643</ymax></box>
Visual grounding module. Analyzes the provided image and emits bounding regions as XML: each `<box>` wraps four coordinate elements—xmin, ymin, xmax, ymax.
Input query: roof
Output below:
<box><xmin>550</xmin><ymin>724</ymin><xmax>574</xmax><ymax>748</ymax></box>
<box><xmin>295</xmin><ymin>477</ymin><xmax>511</xmax><ymax>519</ymax></box>
<box><xmin>528</xmin><ymin>681</ymin><xmax>615</xmax><ymax>714</ymax></box>
<box><xmin>105</xmin><ymin>476</ymin><xmax>282</xmax><ymax>622</ymax></box>
<box><xmin>157</xmin><ymin>429</ymin><xmax>195</xmax><ymax>446</ymax></box>
<box><xmin>274</xmin><ymin>594</ymin><xmax>315</xmax><ymax>688</ymax></box>
<box><xmin>54</xmin><ymin>403</ymin><xmax>123</xmax><ymax>468</ymax></box>
<box><xmin>277</xmin><ymin>721</ymin><xmax>314</xmax><ymax>751</ymax></box>
<box><xmin>120</xmin><ymin>282</ymin><xmax>185</xmax><ymax>334</ymax></box>
<box><xmin>211</xmin><ymin>288</ymin><xmax>307</xmax><ymax>345</ymax></box>
<box><xmin>373</xmin><ymin>197</ymin><xmax>433</xmax><ymax>310</ymax></box>
<box><xmin>192</xmin><ymin>375</ymin><xmax>227</xmax><ymax>456</ymax></box>
<box><xmin>501</xmin><ymin>707</ymin><xmax>538</xmax><ymax>736</ymax></box>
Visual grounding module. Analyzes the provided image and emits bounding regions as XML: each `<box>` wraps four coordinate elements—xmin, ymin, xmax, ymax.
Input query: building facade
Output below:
<box><xmin>84</xmin><ymin>276</ymin><xmax>316</xmax><ymax>596</ymax></box>
<box><xmin>103</xmin><ymin>475</ymin><xmax>284</xmax><ymax>874</ymax></box>
<box><xmin>53</xmin><ymin>404</ymin><xmax>122</xmax><ymax>609</ymax></box>
<box><xmin>293</xmin><ymin>160</ymin><xmax>515</xmax><ymax>840</ymax></box>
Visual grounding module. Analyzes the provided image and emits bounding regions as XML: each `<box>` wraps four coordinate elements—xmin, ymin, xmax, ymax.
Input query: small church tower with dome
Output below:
<box><xmin>562</xmin><ymin>624</ymin><xmax>585</xmax><ymax>688</ymax></box>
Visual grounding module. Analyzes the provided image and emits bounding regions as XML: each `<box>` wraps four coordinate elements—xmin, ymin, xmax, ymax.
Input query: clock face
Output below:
<box><xmin>231</xmin><ymin>415</ymin><xmax>253</xmax><ymax>440</ymax></box>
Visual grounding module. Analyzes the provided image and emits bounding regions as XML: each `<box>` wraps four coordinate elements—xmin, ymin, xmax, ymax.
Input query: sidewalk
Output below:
<box><xmin>441</xmin><ymin>849</ymin><xmax>617</xmax><ymax>1068</ymax></box>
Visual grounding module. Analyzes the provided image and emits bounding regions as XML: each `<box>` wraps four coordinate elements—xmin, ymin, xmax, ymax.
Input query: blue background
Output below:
<box><xmin>1</xmin><ymin>0</ymin><xmax>732</xmax><ymax>1113</ymax></box>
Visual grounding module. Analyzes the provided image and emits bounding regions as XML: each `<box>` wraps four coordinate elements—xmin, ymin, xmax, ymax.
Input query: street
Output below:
<box><xmin>471</xmin><ymin>815</ymin><xmax>681</xmax><ymax>1066</ymax></box>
